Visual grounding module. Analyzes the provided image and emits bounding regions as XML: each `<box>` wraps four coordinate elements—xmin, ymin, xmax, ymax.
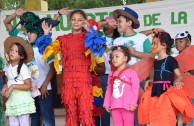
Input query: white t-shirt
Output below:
<box><xmin>104</xmin><ymin>36</ymin><xmax>113</xmax><ymax>74</ymax></box>
<box><xmin>113</xmin><ymin>32</ymin><xmax>151</xmax><ymax>66</ymax></box>
<box><xmin>5</xmin><ymin>64</ymin><xmax>31</xmax><ymax>88</ymax></box>
<box><xmin>32</xmin><ymin>46</ymin><xmax>54</xmax><ymax>90</ymax></box>
<box><xmin>171</xmin><ymin>52</ymin><xmax>179</xmax><ymax>57</ymax></box>
<box><xmin>9</xmin><ymin>27</ymin><xmax>54</xmax><ymax>90</ymax></box>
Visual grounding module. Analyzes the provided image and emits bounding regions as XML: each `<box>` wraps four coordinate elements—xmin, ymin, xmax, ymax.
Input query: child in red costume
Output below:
<box><xmin>138</xmin><ymin>31</ymin><xmax>194</xmax><ymax>126</ymax></box>
<box><xmin>56</xmin><ymin>10</ymin><xmax>94</xmax><ymax>126</ymax></box>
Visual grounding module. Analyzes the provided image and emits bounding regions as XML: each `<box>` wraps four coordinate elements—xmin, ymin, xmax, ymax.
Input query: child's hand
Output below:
<box><xmin>58</xmin><ymin>8</ymin><xmax>71</xmax><ymax>15</ymax></box>
<box><xmin>128</xmin><ymin>47</ymin><xmax>137</xmax><ymax>57</ymax></box>
<box><xmin>144</xmin><ymin>80</ymin><xmax>153</xmax><ymax>90</ymax></box>
<box><xmin>107</xmin><ymin>19</ymin><xmax>117</xmax><ymax>29</ymax></box>
<box><xmin>174</xmin><ymin>81</ymin><xmax>184</xmax><ymax>90</ymax></box>
<box><xmin>4</xmin><ymin>85</ymin><xmax>14</xmax><ymax>98</ymax></box>
<box><xmin>40</xmin><ymin>82</ymin><xmax>49</xmax><ymax>99</ymax></box>
<box><xmin>42</xmin><ymin>20</ymin><xmax>52</xmax><ymax>35</ymax></box>
<box><xmin>83</xmin><ymin>20</ymin><xmax>92</xmax><ymax>33</ymax></box>
<box><xmin>15</xmin><ymin>7</ymin><xmax>27</xmax><ymax>16</ymax></box>
<box><xmin>154</xmin><ymin>28</ymin><xmax>165</xmax><ymax>33</ymax></box>
<box><xmin>105</xmin><ymin>107</ymin><xmax>110</xmax><ymax>113</ymax></box>
<box><xmin>129</xmin><ymin>105</ymin><xmax>136</xmax><ymax>112</ymax></box>
<box><xmin>4</xmin><ymin>91</ymin><xmax>10</xmax><ymax>98</ymax></box>
<box><xmin>1</xmin><ymin>85</ymin><xmax>8</xmax><ymax>96</ymax></box>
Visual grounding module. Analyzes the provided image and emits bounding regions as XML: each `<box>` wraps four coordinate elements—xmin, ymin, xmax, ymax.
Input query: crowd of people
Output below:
<box><xmin>0</xmin><ymin>6</ymin><xmax>194</xmax><ymax>126</ymax></box>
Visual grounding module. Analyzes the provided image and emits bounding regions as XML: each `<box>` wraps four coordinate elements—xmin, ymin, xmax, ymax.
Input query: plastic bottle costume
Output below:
<box><xmin>138</xmin><ymin>46</ymin><xmax>194</xmax><ymax>126</ymax></box>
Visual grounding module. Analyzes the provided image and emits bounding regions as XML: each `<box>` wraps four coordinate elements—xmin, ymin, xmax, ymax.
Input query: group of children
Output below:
<box><xmin>0</xmin><ymin>5</ymin><xmax>194</xmax><ymax>126</ymax></box>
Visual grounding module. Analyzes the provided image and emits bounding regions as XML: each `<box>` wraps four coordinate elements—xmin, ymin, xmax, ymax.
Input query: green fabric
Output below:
<box><xmin>9</xmin><ymin>27</ymin><xmax>19</xmax><ymax>36</ymax></box>
<box><xmin>0</xmin><ymin>56</ymin><xmax>5</xmax><ymax>71</ymax></box>
<box><xmin>98</xmin><ymin>31</ymin><xmax>104</xmax><ymax>37</ymax></box>
<box><xmin>0</xmin><ymin>92</ymin><xmax>5</xmax><ymax>126</ymax></box>
<box><xmin>47</xmin><ymin>55</ymin><xmax>55</xmax><ymax>63</ymax></box>
<box><xmin>143</xmin><ymin>38</ymin><xmax>152</xmax><ymax>53</ymax></box>
<box><xmin>122</xmin><ymin>32</ymin><xmax>137</xmax><ymax>37</ymax></box>
<box><xmin>5</xmin><ymin>90</ymin><xmax>35</xmax><ymax>116</ymax></box>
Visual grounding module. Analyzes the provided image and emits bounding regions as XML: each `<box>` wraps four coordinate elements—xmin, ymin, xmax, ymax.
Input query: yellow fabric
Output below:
<box><xmin>95</xmin><ymin>55</ymin><xmax>105</xmax><ymax>64</ymax></box>
<box><xmin>43</xmin><ymin>40</ymin><xmax>61</xmax><ymax>74</ymax></box>
<box><xmin>93</xmin><ymin>85</ymin><xmax>103</xmax><ymax>98</ymax></box>
<box><xmin>84</xmin><ymin>49</ymin><xmax>105</xmax><ymax>75</ymax></box>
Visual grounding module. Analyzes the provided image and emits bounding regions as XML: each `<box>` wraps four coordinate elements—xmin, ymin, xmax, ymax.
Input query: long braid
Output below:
<box><xmin>14</xmin><ymin>59</ymin><xmax>24</xmax><ymax>82</ymax></box>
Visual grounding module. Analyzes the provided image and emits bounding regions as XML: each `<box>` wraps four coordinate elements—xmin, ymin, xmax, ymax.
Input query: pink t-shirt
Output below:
<box><xmin>103</xmin><ymin>69</ymin><xmax>140</xmax><ymax>110</ymax></box>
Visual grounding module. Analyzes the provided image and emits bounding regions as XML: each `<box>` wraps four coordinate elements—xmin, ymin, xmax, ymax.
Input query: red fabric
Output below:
<box><xmin>93</xmin><ymin>106</ymin><xmax>103</xmax><ymax>117</ymax></box>
<box><xmin>138</xmin><ymin>86</ymin><xmax>194</xmax><ymax>126</ymax></box>
<box><xmin>58</xmin><ymin>33</ymin><xmax>95</xmax><ymax>126</ymax></box>
<box><xmin>110</xmin><ymin>58</ymin><xmax>155</xmax><ymax>101</ymax></box>
<box><xmin>175</xmin><ymin>45</ymin><xmax>194</xmax><ymax>98</ymax></box>
<box><xmin>91</xmin><ymin>74</ymin><xmax>101</xmax><ymax>88</ymax></box>
<box><xmin>88</xmin><ymin>19</ymin><xmax>101</xmax><ymax>32</ymax></box>
<box><xmin>91</xmin><ymin>73</ymin><xmax>103</xmax><ymax>117</ymax></box>
<box><xmin>110</xmin><ymin>67</ymin><xmax>132</xmax><ymax>94</ymax></box>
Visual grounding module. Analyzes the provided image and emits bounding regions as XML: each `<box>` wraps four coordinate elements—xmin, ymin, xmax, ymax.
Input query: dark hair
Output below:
<box><xmin>70</xmin><ymin>10</ymin><xmax>87</xmax><ymax>20</ymax></box>
<box><xmin>8</xmin><ymin>43</ymin><xmax>27</xmax><ymax>81</ymax></box>
<box><xmin>154</xmin><ymin>32</ymin><xmax>174</xmax><ymax>55</ymax></box>
<box><xmin>117</xmin><ymin>15</ymin><xmax>135</xmax><ymax>28</ymax></box>
<box><xmin>188</xmin><ymin>34</ymin><xmax>192</xmax><ymax>41</ymax></box>
<box><xmin>113</xmin><ymin>28</ymin><xmax>120</xmax><ymax>41</ymax></box>
<box><xmin>70</xmin><ymin>10</ymin><xmax>87</xmax><ymax>32</ymax></box>
<box><xmin>112</xmin><ymin>45</ymin><xmax>131</xmax><ymax>63</ymax></box>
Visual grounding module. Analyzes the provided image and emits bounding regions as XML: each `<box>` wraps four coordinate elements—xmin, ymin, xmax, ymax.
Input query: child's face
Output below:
<box><xmin>116</xmin><ymin>16</ymin><xmax>132</xmax><ymax>33</ymax></box>
<box><xmin>103</xmin><ymin>24</ymin><xmax>115</xmax><ymax>35</ymax></box>
<box><xmin>70</xmin><ymin>13</ymin><xmax>85</xmax><ymax>33</ymax></box>
<box><xmin>27</xmin><ymin>32</ymin><xmax>38</xmax><ymax>43</ymax></box>
<box><xmin>175</xmin><ymin>38</ymin><xmax>190</xmax><ymax>52</ymax></box>
<box><xmin>151</xmin><ymin>37</ymin><xmax>164</xmax><ymax>54</ymax></box>
<box><xmin>9</xmin><ymin>44</ymin><xmax>23</xmax><ymax>63</ymax></box>
<box><xmin>112</xmin><ymin>50</ymin><xmax>127</xmax><ymax>67</ymax></box>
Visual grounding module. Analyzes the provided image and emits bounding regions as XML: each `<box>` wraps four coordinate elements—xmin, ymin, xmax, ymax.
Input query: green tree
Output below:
<box><xmin>0</xmin><ymin>0</ymin><xmax>145</xmax><ymax>10</ymax></box>
<box><xmin>47</xmin><ymin>0</ymin><xmax>145</xmax><ymax>10</ymax></box>
<box><xmin>0</xmin><ymin>0</ymin><xmax>25</xmax><ymax>10</ymax></box>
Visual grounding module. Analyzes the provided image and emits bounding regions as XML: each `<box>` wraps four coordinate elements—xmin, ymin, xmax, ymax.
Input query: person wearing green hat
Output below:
<box><xmin>3</xmin><ymin>7</ymin><xmax>70</xmax><ymax>126</ymax></box>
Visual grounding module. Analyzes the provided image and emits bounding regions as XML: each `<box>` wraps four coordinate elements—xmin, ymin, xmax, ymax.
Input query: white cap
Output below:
<box><xmin>175</xmin><ymin>31</ymin><xmax>189</xmax><ymax>40</ymax></box>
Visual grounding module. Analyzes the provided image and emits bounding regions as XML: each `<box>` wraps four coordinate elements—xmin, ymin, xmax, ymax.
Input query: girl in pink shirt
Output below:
<box><xmin>103</xmin><ymin>45</ymin><xmax>140</xmax><ymax>126</ymax></box>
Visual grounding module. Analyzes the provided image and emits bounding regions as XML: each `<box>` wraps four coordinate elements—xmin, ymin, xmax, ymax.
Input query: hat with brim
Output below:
<box><xmin>113</xmin><ymin>7</ymin><xmax>140</xmax><ymax>29</ymax></box>
<box><xmin>41</xmin><ymin>17</ymin><xmax>60</xmax><ymax>28</ymax></box>
<box><xmin>4</xmin><ymin>36</ymin><xmax>34</xmax><ymax>63</ymax></box>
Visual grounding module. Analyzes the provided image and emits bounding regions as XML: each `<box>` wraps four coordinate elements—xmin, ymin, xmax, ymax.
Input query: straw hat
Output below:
<box><xmin>4</xmin><ymin>36</ymin><xmax>34</xmax><ymax>63</ymax></box>
<box><xmin>113</xmin><ymin>7</ymin><xmax>140</xmax><ymax>29</ymax></box>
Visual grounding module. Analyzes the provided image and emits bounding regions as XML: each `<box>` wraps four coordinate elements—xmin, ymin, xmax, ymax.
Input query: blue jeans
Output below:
<box><xmin>31</xmin><ymin>90</ymin><xmax>55</xmax><ymax>126</ymax></box>
<box><xmin>94</xmin><ymin>116</ymin><xmax>100</xmax><ymax>126</ymax></box>
<box><xmin>100</xmin><ymin>74</ymin><xmax>110</xmax><ymax>126</ymax></box>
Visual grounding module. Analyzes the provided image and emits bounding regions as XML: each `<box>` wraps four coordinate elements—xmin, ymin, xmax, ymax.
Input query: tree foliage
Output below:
<box><xmin>47</xmin><ymin>0</ymin><xmax>145</xmax><ymax>10</ymax></box>
<box><xmin>0</xmin><ymin>0</ymin><xmax>145</xmax><ymax>10</ymax></box>
<box><xmin>0</xmin><ymin>0</ymin><xmax>25</xmax><ymax>10</ymax></box>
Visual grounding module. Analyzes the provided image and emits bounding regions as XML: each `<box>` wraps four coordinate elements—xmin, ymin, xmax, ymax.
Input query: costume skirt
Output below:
<box><xmin>138</xmin><ymin>86</ymin><xmax>194</xmax><ymax>126</ymax></box>
<box><xmin>5</xmin><ymin>89</ymin><xmax>36</xmax><ymax>116</ymax></box>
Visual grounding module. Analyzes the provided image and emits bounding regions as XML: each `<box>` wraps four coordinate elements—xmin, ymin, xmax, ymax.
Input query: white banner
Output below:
<box><xmin>0</xmin><ymin>0</ymin><xmax>194</xmax><ymax>64</ymax></box>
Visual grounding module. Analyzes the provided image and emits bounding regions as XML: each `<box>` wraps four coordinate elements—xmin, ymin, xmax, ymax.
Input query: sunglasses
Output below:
<box><xmin>151</xmin><ymin>29</ymin><xmax>174</xmax><ymax>51</ymax></box>
<box><xmin>151</xmin><ymin>29</ymin><xmax>160</xmax><ymax>50</ymax></box>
